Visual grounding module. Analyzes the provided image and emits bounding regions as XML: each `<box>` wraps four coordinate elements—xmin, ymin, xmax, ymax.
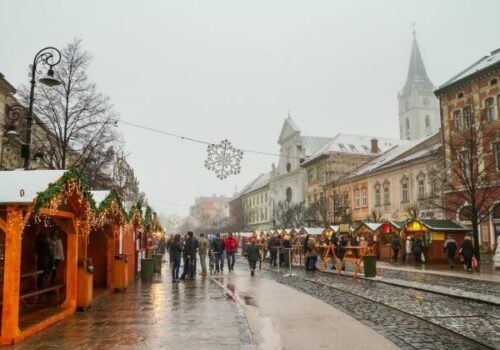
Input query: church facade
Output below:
<box><xmin>398</xmin><ymin>32</ymin><xmax>440</xmax><ymax>140</ymax></box>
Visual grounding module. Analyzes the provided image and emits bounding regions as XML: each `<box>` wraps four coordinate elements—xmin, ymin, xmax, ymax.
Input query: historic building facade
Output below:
<box><xmin>434</xmin><ymin>48</ymin><xmax>500</xmax><ymax>251</ymax></box>
<box><xmin>398</xmin><ymin>32</ymin><xmax>440</xmax><ymax>140</ymax></box>
<box><xmin>240</xmin><ymin>172</ymin><xmax>271</xmax><ymax>231</ymax></box>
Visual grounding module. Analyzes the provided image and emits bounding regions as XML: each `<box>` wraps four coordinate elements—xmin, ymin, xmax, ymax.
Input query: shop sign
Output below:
<box><xmin>339</xmin><ymin>224</ymin><xmax>350</xmax><ymax>233</ymax></box>
<box><xmin>431</xmin><ymin>232</ymin><xmax>445</xmax><ymax>240</ymax></box>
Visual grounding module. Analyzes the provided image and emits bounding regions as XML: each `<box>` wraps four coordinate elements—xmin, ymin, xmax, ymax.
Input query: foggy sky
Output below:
<box><xmin>1</xmin><ymin>0</ymin><xmax>499</xmax><ymax>218</ymax></box>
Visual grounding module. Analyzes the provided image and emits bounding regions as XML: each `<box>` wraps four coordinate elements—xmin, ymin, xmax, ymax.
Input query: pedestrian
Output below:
<box><xmin>246</xmin><ymin>239</ymin><xmax>260</xmax><ymax>276</ymax></box>
<box><xmin>405</xmin><ymin>235</ymin><xmax>413</xmax><ymax>263</ymax></box>
<box><xmin>414</xmin><ymin>238</ymin><xmax>423</xmax><ymax>263</ymax></box>
<box><xmin>199</xmin><ymin>233</ymin><xmax>208</xmax><ymax>276</ymax></box>
<box><xmin>180</xmin><ymin>231</ymin><xmax>195</xmax><ymax>280</ymax></box>
<box><xmin>35</xmin><ymin>232</ymin><xmax>53</xmax><ymax>289</ymax></box>
<box><xmin>443</xmin><ymin>235</ymin><xmax>458</xmax><ymax>268</ymax></box>
<box><xmin>391</xmin><ymin>235</ymin><xmax>401</xmax><ymax>263</ymax></box>
<box><xmin>268</xmin><ymin>234</ymin><xmax>278</xmax><ymax>267</ymax></box>
<box><xmin>224</xmin><ymin>232</ymin><xmax>238</xmax><ymax>272</ymax></box>
<box><xmin>306</xmin><ymin>235</ymin><xmax>319</xmax><ymax>271</ymax></box>
<box><xmin>49</xmin><ymin>230</ymin><xmax>64</xmax><ymax>285</ymax></box>
<box><xmin>211</xmin><ymin>233</ymin><xmax>225</xmax><ymax>272</ymax></box>
<box><xmin>460</xmin><ymin>236</ymin><xmax>474</xmax><ymax>272</ymax></box>
<box><xmin>278</xmin><ymin>235</ymin><xmax>285</xmax><ymax>267</ymax></box>
<box><xmin>282</xmin><ymin>235</ymin><xmax>291</xmax><ymax>268</ymax></box>
<box><xmin>303</xmin><ymin>234</ymin><xmax>311</xmax><ymax>270</ymax></box>
<box><xmin>169</xmin><ymin>234</ymin><xmax>183</xmax><ymax>282</ymax></box>
<box><xmin>166</xmin><ymin>235</ymin><xmax>173</xmax><ymax>266</ymax></box>
<box><xmin>192</xmin><ymin>234</ymin><xmax>199</xmax><ymax>275</ymax></box>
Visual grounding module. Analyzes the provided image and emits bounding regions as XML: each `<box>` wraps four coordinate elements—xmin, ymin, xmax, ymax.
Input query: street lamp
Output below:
<box><xmin>22</xmin><ymin>47</ymin><xmax>61</xmax><ymax>170</ymax></box>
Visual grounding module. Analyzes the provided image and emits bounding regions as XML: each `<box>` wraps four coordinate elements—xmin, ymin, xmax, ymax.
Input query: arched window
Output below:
<box><xmin>286</xmin><ymin>187</ymin><xmax>292</xmax><ymax>202</ymax></box>
<box><xmin>453</xmin><ymin>110</ymin><xmax>462</xmax><ymax>131</ymax></box>
<box><xmin>425</xmin><ymin>115</ymin><xmax>430</xmax><ymax>128</ymax></box>
<box><xmin>286</xmin><ymin>162</ymin><xmax>292</xmax><ymax>172</ymax></box>
<box><xmin>383</xmin><ymin>181</ymin><xmax>390</xmax><ymax>205</ymax></box>
<box><xmin>463</xmin><ymin>106</ymin><xmax>471</xmax><ymax>129</ymax></box>
<box><xmin>486</xmin><ymin>98</ymin><xmax>495</xmax><ymax>121</ymax></box>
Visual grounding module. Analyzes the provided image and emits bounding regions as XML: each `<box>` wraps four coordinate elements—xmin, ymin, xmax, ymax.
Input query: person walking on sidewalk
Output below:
<box><xmin>460</xmin><ymin>236</ymin><xmax>475</xmax><ymax>272</ymax></box>
<box><xmin>212</xmin><ymin>233</ymin><xmax>225</xmax><ymax>273</ymax></box>
<box><xmin>443</xmin><ymin>235</ymin><xmax>457</xmax><ymax>268</ymax></box>
<box><xmin>199</xmin><ymin>233</ymin><xmax>209</xmax><ymax>276</ymax></box>
<box><xmin>268</xmin><ymin>234</ymin><xmax>278</xmax><ymax>267</ymax></box>
<box><xmin>170</xmin><ymin>234</ymin><xmax>183</xmax><ymax>282</ymax></box>
<box><xmin>180</xmin><ymin>232</ymin><xmax>196</xmax><ymax>280</ymax></box>
<box><xmin>391</xmin><ymin>235</ymin><xmax>401</xmax><ymax>263</ymax></box>
<box><xmin>246</xmin><ymin>239</ymin><xmax>260</xmax><ymax>276</ymax></box>
<box><xmin>306</xmin><ymin>235</ymin><xmax>319</xmax><ymax>272</ymax></box>
<box><xmin>405</xmin><ymin>235</ymin><xmax>413</xmax><ymax>263</ymax></box>
<box><xmin>225</xmin><ymin>232</ymin><xmax>238</xmax><ymax>272</ymax></box>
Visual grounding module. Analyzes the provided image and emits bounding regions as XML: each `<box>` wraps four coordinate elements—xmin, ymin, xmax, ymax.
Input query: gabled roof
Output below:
<box><xmin>355</xmin><ymin>222</ymin><xmax>382</xmax><ymax>233</ymax></box>
<box><xmin>0</xmin><ymin>170</ymin><xmax>66</xmax><ymax>204</ymax></box>
<box><xmin>303</xmin><ymin>133</ymin><xmax>407</xmax><ymax>166</ymax></box>
<box><xmin>278</xmin><ymin>117</ymin><xmax>301</xmax><ymax>143</ymax></box>
<box><xmin>436</xmin><ymin>48</ymin><xmax>500</xmax><ymax>94</ymax></box>
<box><xmin>300</xmin><ymin>136</ymin><xmax>333</xmax><ymax>157</ymax></box>
<box><xmin>420</xmin><ymin>219</ymin><xmax>469</xmax><ymax>232</ymax></box>
<box><xmin>91</xmin><ymin>190</ymin><xmax>110</xmax><ymax>207</ymax></box>
<box><xmin>401</xmin><ymin>33</ymin><xmax>434</xmax><ymax>95</ymax></box>
<box><xmin>299</xmin><ymin>227</ymin><xmax>324</xmax><ymax>235</ymax></box>
<box><xmin>241</xmin><ymin>172</ymin><xmax>271</xmax><ymax>196</ymax></box>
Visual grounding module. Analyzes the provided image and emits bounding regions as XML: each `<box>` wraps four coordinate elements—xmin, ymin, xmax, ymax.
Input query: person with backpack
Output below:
<box><xmin>443</xmin><ymin>235</ymin><xmax>458</xmax><ymax>268</ymax></box>
<box><xmin>225</xmin><ymin>232</ymin><xmax>238</xmax><ymax>272</ymax></box>
<box><xmin>391</xmin><ymin>235</ymin><xmax>401</xmax><ymax>263</ymax></box>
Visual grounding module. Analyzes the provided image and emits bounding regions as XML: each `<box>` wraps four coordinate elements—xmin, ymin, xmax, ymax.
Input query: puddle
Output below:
<box><xmin>242</xmin><ymin>294</ymin><xmax>257</xmax><ymax>307</ymax></box>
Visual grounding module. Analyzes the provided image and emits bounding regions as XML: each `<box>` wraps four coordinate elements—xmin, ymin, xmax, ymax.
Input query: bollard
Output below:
<box><xmin>141</xmin><ymin>258</ymin><xmax>155</xmax><ymax>282</ymax></box>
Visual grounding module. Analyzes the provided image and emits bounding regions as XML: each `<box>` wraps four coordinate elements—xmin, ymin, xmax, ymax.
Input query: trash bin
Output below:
<box><xmin>141</xmin><ymin>258</ymin><xmax>155</xmax><ymax>282</ymax></box>
<box><xmin>153</xmin><ymin>254</ymin><xmax>163</xmax><ymax>273</ymax></box>
<box><xmin>77</xmin><ymin>259</ymin><xmax>93</xmax><ymax>311</ymax></box>
<box><xmin>113</xmin><ymin>254</ymin><xmax>129</xmax><ymax>292</ymax></box>
<box><xmin>363</xmin><ymin>255</ymin><xmax>377</xmax><ymax>277</ymax></box>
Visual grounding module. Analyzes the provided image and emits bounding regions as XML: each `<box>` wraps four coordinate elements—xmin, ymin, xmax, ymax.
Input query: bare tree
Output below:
<box><xmin>18</xmin><ymin>38</ymin><xmax>121</xmax><ymax>186</ymax></box>
<box><xmin>367</xmin><ymin>210</ymin><xmax>383</xmax><ymax>223</ymax></box>
<box><xmin>276</xmin><ymin>200</ymin><xmax>293</xmax><ymax>229</ymax></box>
<box><xmin>291</xmin><ymin>201</ymin><xmax>306</xmax><ymax>228</ymax></box>
<box><xmin>428</xmin><ymin>102</ymin><xmax>500</xmax><ymax>260</ymax></box>
<box><xmin>307</xmin><ymin>196</ymin><xmax>329</xmax><ymax>227</ymax></box>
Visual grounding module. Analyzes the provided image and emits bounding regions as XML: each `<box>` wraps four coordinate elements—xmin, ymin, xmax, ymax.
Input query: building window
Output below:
<box><xmin>495</xmin><ymin>142</ymin><xmax>500</xmax><ymax>171</ymax></box>
<box><xmin>457</xmin><ymin>92</ymin><xmax>464</xmax><ymax>99</ymax></box>
<box><xmin>338</xmin><ymin>143</ymin><xmax>347</xmax><ymax>152</ymax></box>
<box><xmin>425</xmin><ymin>115</ymin><xmax>430</xmax><ymax>128</ymax></box>
<box><xmin>286</xmin><ymin>162</ymin><xmax>292</xmax><ymax>172</ymax></box>
<box><xmin>460</xmin><ymin>149</ymin><xmax>471</xmax><ymax>178</ymax></box>
<box><xmin>375</xmin><ymin>186</ymin><xmax>381</xmax><ymax>206</ymax></box>
<box><xmin>383</xmin><ymin>184</ymin><xmax>389</xmax><ymax>205</ymax></box>
<box><xmin>454</xmin><ymin>110</ymin><xmax>462</xmax><ymax>131</ymax></box>
<box><xmin>418</xmin><ymin>178</ymin><xmax>425</xmax><ymax>199</ymax></box>
<box><xmin>362</xmin><ymin>145</ymin><xmax>370</xmax><ymax>153</ymax></box>
<box><xmin>401</xmin><ymin>177</ymin><xmax>409</xmax><ymax>203</ymax></box>
<box><xmin>463</xmin><ymin>106</ymin><xmax>471</xmax><ymax>130</ymax></box>
<box><xmin>354</xmin><ymin>190</ymin><xmax>360</xmax><ymax>209</ymax></box>
<box><xmin>486</xmin><ymin>98</ymin><xmax>495</xmax><ymax>122</ymax></box>
<box><xmin>265</xmin><ymin>192</ymin><xmax>268</xmax><ymax>202</ymax></box>
<box><xmin>361</xmin><ymin>189</ymin><xmax>367</xmax><ymax>207</ymax></box>
<box><xmin>349</xmin><ymin>145</ymin><xmax>358</xmax><ymax>152</ymax></box>
<box><xmin>406</xmin><ymin>118</ymin><xmax>410</xmax><ymax>130</ymax></box>
<box><xmin>286</xmin><ymin>187</ymin><xmax>292</xmax><ymax>202</ymax></box>
<box><xmin>308</xmin><ymin>169</ymin><xmax>315</xmax><ymax>183</ymax></box>
<box><xmin>317</xmin><ymin>165</ymin><xmax>324</xmax><ymax>180</ymax></box>
<box><xmin>491</xmin><ymin>78</ymin><xmax>498</xmax><ymax>86</ymax></box>
<box><xmin>343</xmin><ymin>192</ymin><xmax>349</xmax><ymax>207</ymax></box>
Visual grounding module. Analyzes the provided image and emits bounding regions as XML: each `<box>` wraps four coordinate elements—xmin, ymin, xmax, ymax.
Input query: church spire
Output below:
<box><xmin>402</xmin><ymin>26</ymin><xmax>434</xmax><ymax>94</ymax></box>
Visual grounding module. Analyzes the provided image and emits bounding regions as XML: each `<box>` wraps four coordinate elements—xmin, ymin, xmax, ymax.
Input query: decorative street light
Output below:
<box><xmin>22</xmin><ymin>47</ymin><xmax>61</xmax><ymax>170</ymax></box>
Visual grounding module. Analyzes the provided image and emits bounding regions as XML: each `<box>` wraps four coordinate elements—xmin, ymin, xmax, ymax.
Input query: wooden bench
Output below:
<box><xmin>19</xmin><ymin>284</ymin><xmax>65</xmax><ymax>307</ymax></box>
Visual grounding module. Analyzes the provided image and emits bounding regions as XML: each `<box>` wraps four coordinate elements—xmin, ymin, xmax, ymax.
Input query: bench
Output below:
<box><xmin>19</xmin><ymin>284</ymin><xmax>65</xmax><ymax>307</ymax></box>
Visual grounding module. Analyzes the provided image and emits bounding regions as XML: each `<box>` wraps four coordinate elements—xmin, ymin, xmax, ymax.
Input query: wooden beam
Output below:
<box><xmin>39</xmin><ymin>208</ymin><xmax>75</xmax><ymax>219</ymax></box>
<box><xmin>53</xmin><ymin>218</ymin><xmax>73</xmax><ymax>236</ymax></box>
<box><xmin>0</xmin><ymin>217</ymin><xmax>6</xmax><ymax>232</ymax></box>
<box><xmin>21</xmin><ymin>206</ymin><xmax>34</xmax><ymax>230</ymax></box>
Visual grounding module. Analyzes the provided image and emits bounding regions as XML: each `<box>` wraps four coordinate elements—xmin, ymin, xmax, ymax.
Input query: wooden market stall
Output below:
<box><xmin>375</xmin><ymin>221</ymin><xmax>406</xmax><ymax>260</ymax></box>
<box><xmin>87</xmin><ymin>190</ymin><xmax>128</xmax><ymax>294</ymax></box>
<box><xmin>0</xmin><ymin>169</ymin><xmax>94</xmax><ymax>345</ymax></box>
<box><xmin>353</xmin><ymin>222</ymin><xmax>381</xmax><ymax>255</ymax></box>
<box><xmin>128</xmin><ymin>206</ymin><xmax>145</xmax><ymax>276</ymax></box>
<box><xmin>402</xmin><ymin>219</ymin><xmax>470</xmax><ymax>263</ymax></box>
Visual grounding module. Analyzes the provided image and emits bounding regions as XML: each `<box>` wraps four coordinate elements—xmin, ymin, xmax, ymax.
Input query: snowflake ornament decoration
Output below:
<box><xmin>205</xmin><ymin>139</ymin><xmax>243</xmax><ymax>180</ymax></box>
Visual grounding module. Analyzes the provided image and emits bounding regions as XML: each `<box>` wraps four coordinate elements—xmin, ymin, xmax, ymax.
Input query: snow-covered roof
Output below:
<box><xmin>379</xmin><ymin>143</ymin><xmax>440</xmax><ymax>169</ymax></box>
<box><xmin>241</xmin><ymin>172</ymin><xmax>271</xmax><ymax>195</ymax></box>
<box><xmin>0</xmin><ymin>170</ymin><xmax>65</xmax><ymax>205</ymax></box>
<box><xmin>90</xmin><ymin>190</ymin><xmax>111</xmax><ymax>207</ymax></box>
<box><xmin>303</xmin><ymin>133</ymin><xmax>408</xmax><ymax>165</ymax></box>
<box><xmin>300</xmin><ymin>136</ymin><xmax>333</xmax><ymax>157</ymax></box>
<box><xmin>359</xmin><ymin>222</ymin><xmax>382</xmax><ymax>232</ymax></box>
<box><xmin>299</xmin><ymin>227</ymin><xmax>325</xmax><ymax>235</ymax></box>
<box><xmin>437</xmin><ymin>48</ymin><xmax>500</xmax><ymax>92</ymax></box>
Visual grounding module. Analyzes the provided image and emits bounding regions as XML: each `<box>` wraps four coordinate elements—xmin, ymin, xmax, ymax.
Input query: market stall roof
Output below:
<box><xmin>90</xmin><ymin>190</ymin><xmax>111</xmax><ymax>207</ymax></box>
<box><xmin>329</xmin><ymin>224</ymin><xmax>354</xmax><ymax>233</ymax></box>
<box><xmin>404</xmin><ymin>219</ymin><xmax>469</xmax><ymax>232</ymax></box>
<box><xmin>0</xmin><ymin>170</ymin><xmax>65</xmax><ymax>205</ymax></box>
<box><xmin>299</xmin><ymin>227</ymin><xmax>325</xmax><ymax>236</ymax></box>
<box><xmin>355</xmin><ymin>222</ymin><xmax>382</xmax><ymax>233</ymax></box>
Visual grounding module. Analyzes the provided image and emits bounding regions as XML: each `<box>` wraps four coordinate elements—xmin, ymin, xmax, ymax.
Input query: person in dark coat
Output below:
<box><xmin>414</xmin><ymin>238</ymin><xmax>423</xmax><ymax>263</ymax></box>
<box><xmin>211</xmin><ymin>233</ymin><xmax>226</xmax><ymax>273</ymax></box>
<box><xmin>443</xmin><ymin>235</ymin><xmax>457</xmax><ymax>268</ymax></box>
<box><xmin>268</xmin><ymin>234</ymin><xmax>278</xmax><ymax>267</ymax></box>
<box><xmin>303</xmin><ymin>234</ymin><xmax>311</xmax><ymax>270</ymax></box>
<box><xmin>391</xmin><ymin>235</ymin><xmax>401</xmax><ymax>263</ymax></box>
<box><xmin>246</xmin><ymin>239</ymin><xmax>260</xmax><ymax>276</ymax></box>
<box><xmin>169</xmin><ymin>234</ymin><xmax>183</xmax><ymax>282</ymax></box>
<box><xmin>460</xmin><ymin>236</ymin><xmax>474</xmax><ymax>272</ymax></box>
<box><xmin>180</xmin><ymin>232</ymin><xmax>195</xmax><ymax>280</ymax></box>
<box><xmin>36</xmin><ymin>232</ymin><xmax>53</xmax><ymax>289</ymax></box>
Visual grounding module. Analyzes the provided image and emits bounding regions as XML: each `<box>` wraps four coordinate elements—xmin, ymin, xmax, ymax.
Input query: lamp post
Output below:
<box><xmin>22</xmin><ymin>47</ymin><xmax>61</xmax><ymax>170</ymax></box>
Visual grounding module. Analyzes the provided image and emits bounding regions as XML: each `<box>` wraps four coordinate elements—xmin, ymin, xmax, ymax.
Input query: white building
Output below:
<box><xmin>269</xmin><ymin>117</ymin><xmax>332</xmax><ymax>205</ymax></box>
<box><xmin>398</xmin><ymin>31</ymin><xmax>440</xmax><ymax>140</ymax></box>
<box><xmin>240</xmin><ymin>172</ymin><xmax>271</xmax><ymax>231</ymax></box>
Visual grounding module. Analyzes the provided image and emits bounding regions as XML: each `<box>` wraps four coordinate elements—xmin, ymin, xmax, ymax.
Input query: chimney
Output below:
<box><xmin>370</xmin><ymin>139</ymin><xmax>379</xmax><ymax>153</ymax></box>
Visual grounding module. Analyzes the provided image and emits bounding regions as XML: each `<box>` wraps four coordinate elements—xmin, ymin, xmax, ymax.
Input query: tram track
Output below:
<box><xmin>243</xmin><ymin>261</ymin><xmax>499</xmax><ymax>350</ymax></box>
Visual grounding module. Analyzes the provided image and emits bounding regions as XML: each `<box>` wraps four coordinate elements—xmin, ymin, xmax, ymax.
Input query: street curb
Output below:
<box><xmin>209</xmin><ymin>275</ymin><xmax>256</xmax><ymax>350</ymax></box>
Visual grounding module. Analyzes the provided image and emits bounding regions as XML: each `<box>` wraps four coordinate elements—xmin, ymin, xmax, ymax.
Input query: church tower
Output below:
<box><xmin>398</xmin><ymin>29</ymin><xmax>440</xmax><ymax>140</ymax></box>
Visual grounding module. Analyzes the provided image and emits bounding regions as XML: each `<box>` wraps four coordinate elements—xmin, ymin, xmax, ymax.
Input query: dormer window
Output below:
<box><xmin>491</xmin><ymin>78</ymin><xmax>498</xmax><ymax>86</ymax></box>
<box><xmin>362</xmin><ymin>145</ymin><xmax>370</xmax><ymax>153</ymax></box>
<box><xmin>338</xmin><ymin>144</ymin><xmax>347</xmax><ymax>152</ymax></box>
<box><xmin>349</xmin><ymin>145</ymin><xmax>358</xmax><ymax>152</ymax></box>
<box><xmin>457</xmin><ymin>92</ymin><xmax>464</xmax><ymax>99</ymax></box>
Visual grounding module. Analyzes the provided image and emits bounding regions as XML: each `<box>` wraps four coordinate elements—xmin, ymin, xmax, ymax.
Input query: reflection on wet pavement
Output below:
<box><xmin>10</xmin><ymin>264</ymin><xmax>247</xmax><ymax>350</ymax></box>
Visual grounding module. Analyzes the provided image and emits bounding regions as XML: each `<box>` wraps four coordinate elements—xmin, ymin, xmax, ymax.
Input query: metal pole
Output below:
<box><xmin>283</xmin><ymin>248</ymin><xmax>296</xmax><ymax>277</ymax></box>
<box><xmin>23</xmin><ymin>63</ymin><xmax>37</xmax><ymax>170</ymax></box>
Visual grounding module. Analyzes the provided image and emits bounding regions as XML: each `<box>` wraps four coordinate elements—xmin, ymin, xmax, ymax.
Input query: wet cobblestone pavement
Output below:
<box><xmin>377</xmin><ymin>268</ymin><xmax>500</xmax><ymax>298</ymax></box>
<box><xmin>243</xmin><ymin>261</ymin><xmax>499</xmax><ymax>350</ymax></box>
<box><xmin>11</xmin><ymin>267</ymin><xmax>250</xmax><ymax>350</ymax></box>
